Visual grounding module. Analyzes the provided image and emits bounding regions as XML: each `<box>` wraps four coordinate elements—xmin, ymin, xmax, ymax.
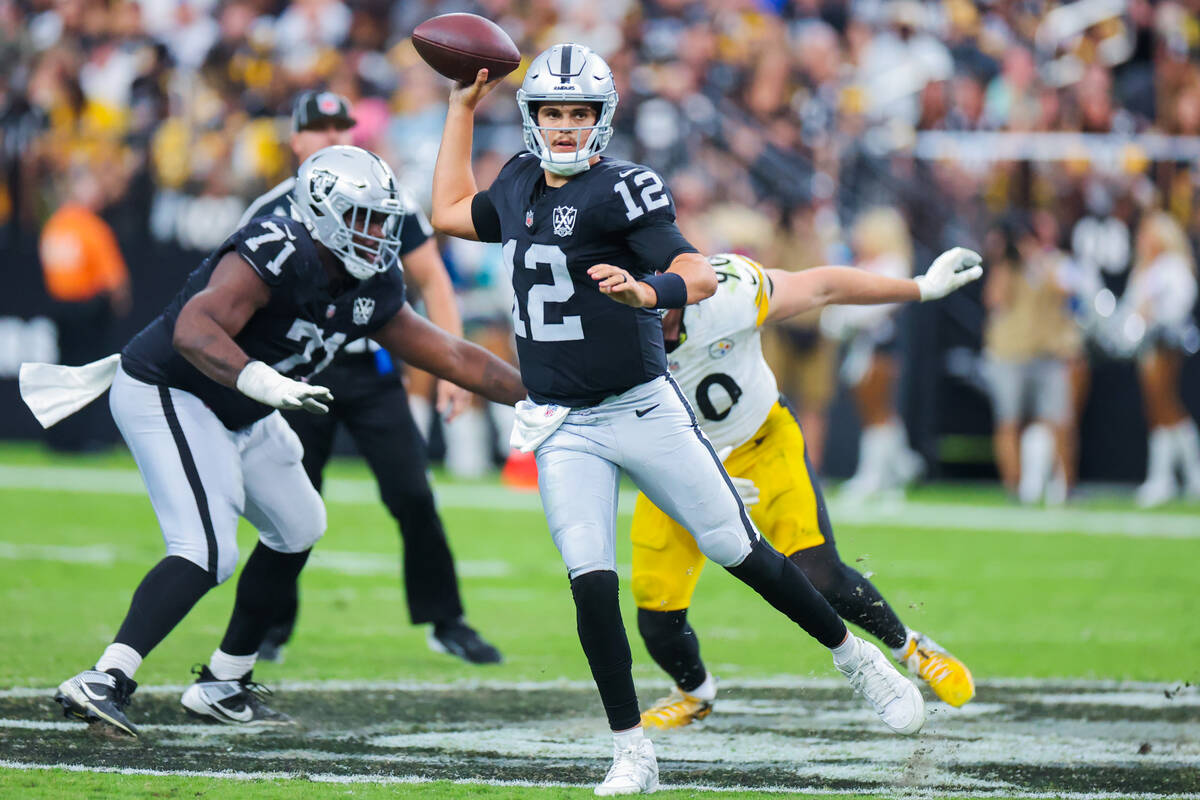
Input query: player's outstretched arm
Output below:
<box><xmin>174</xmin><ymin>253</ymin><xmax>334</xmax><ymax>413</ymax></box>
<box><xmin>589</xmin><ymin>252</ymin><xmax>718</xmax><ymax>309</ymax></box>
<box><xmin>763</xmin><ymin>247</ymin><xmax>983</xmax><ymax>324</ymax></box>
<box><xmin>373</xmin><ymin>304</ymin><xmax>526</xmax><ymax>405</ymax></box>
<box><xmin>431</xmin><ymin>68</ymin><xmax>502</xmax><ymax>240</ymax></box>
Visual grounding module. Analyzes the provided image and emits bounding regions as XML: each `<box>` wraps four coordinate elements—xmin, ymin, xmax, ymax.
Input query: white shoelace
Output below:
<box><xmin>847</xmin><ymin>651</ymin><xmax>901</xmax><ymax>711</ymax></box>
<box><xmin>604</xmin><ymin>743</ymin><xmax>648</xmax><ymax>784</ymax></box>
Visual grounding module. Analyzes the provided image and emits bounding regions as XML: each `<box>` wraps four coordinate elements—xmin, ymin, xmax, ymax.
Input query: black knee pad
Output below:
<box><xmin>637</xmin><ymin>608</ymin><xmax>687</xmax><ymax>645</ymax></box>
<box><xmin>570</xmin><ymin>570</ymin><xmax>625</xmax><ymax>654</ymax></box>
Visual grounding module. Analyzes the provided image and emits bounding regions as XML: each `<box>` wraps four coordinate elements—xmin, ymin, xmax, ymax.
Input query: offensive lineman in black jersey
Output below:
<box><xmin>240</xmin><ymin>90</ymin><xmax>501</xmax><ymax>665</ymax></box>
<box><xmin>50</xmin><ymin>146</ymin><xmax>524</xmax><ymax>736</ymax></box>
<box><xmin>431</xmin><ymin>43</ymin><xmax>924</xmax><ymax>795</ymax></box>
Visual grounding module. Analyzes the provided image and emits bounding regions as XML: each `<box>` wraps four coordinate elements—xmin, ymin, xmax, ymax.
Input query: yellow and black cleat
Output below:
<box><xmin>901</xmin><ymin>633</ymin><xmax>975</xmax><ymax>707</ymax></box>
<box><xmin>640</xmin><ymin>687</ymin><xmax>714</xmax><ymax>730</ymax></box>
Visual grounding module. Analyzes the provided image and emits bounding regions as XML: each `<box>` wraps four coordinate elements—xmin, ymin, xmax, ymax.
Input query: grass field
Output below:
<box><xmin>0</xmin><ymin>443</ymin><xmax>1197</xmax><ymax>798</ymax></box>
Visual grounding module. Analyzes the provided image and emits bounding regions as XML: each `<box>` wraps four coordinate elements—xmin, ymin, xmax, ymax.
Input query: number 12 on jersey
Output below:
<box><xmin>504</xmin><ymin>240</ymin><xmax>584</xmax><ymax>342</ymax></box>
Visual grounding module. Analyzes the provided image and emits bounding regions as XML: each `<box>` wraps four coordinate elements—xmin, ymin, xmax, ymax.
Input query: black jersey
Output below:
<box><xmin>121</xmin><ymin>215</ymin><xmax>406</xmax><ymax>430</ymax></box>
<box><xmin>472</xmin><ymin>154</ymin><xmax>698</xmax><ymax>406</ymax></box>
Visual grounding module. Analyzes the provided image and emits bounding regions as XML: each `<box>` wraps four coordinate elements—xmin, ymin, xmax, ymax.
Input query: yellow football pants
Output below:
<box><xmin>631</xmin><ymin>401</ymin><xmax>831</xmax><ymax>611</ymax></box>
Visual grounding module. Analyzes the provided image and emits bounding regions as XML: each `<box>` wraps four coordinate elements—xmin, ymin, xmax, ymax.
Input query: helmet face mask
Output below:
<box><xmin>291</xmin><ymin>145</ymin><xmax>406</xmax><ymax>281</ymax></box>
<box><xmin>517</xmin><ymin>43</ymin><xmax>618</xmax><ymax>176</ymax></box>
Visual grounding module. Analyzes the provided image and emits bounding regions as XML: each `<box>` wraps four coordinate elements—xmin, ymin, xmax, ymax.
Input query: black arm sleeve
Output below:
<box><xmin>626</xmin><ymin>218</ymin><xmax>699</xmax><ymax>275</ymax></box>
<box><xmin>470</xmin><ymin>191</ymin><xmax>503</xmax><ymax>243</ymax></box>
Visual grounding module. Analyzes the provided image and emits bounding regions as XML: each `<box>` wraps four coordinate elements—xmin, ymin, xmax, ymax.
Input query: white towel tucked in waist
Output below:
<box><xmin>19</xmin><ymin>353</ymin><xmax>122</xmax><ymax>429</ymax></box>
<box><xmin>509</xmin><ymin>398</ymin><xmax>569</xmax><ymax>453</ymax></box>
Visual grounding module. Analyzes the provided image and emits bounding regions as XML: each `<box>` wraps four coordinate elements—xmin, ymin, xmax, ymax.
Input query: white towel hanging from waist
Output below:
<box><xmin>19</xmin><ymin>353</ymin><xmax>122</xmax><ymax>429</ymax></box>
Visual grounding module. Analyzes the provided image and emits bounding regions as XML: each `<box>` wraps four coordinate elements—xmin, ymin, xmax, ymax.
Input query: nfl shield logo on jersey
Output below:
<box><xmin>525</xmin><ymin>209</ymin><xmax>534</xmax><ymax>228</ymax></box>
<box><xmin>552</xmin><ymin>206</ymin><xmax>577</xmax><ymax>237</ymax></box>
<box><xmin>352</xmin><ymin>297</ymin><xmax>375</xmax><ymax>326</ymax></box>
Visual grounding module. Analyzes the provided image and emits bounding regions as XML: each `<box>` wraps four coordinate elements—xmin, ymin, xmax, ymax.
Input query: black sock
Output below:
<box><xmin>725</xmin><ymin>538</ymin><xmax>847</xmax><ymax>648</ymax></box>
<box><xmin>790</xmin><ymin>545</ymin><xmax>907</xmax><ymax>650</ymax></box>
<box><xmin>219</xmin><ymin>543</ymin><xmax>311</xmax><ymax>656</ymax></box>
<box><xmin>114</xmin><ymin>556</ymin><xmax>217</xmax><ymax>656</ymax></box>
<box><xmin>570</xmin><ymin>570</ymin><xmax>640</xmax><ymax>731</ymax></box>
<box><xmin>637</xmin><ymin>609</ymin><xmax>707</xmax><ymax>693</ymax></box>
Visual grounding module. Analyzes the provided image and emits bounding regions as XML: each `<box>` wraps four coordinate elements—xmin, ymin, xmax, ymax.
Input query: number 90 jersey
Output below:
<box><xmin>473</xmin><ymin>154</ymin><xmax>698</xmax><ymax>406</ymax></box>
<box><xmin>121</xmin><ymin>215</ymin><xmax>406</xmax><ymax>430</ymax></box>
<box><xmin>668</xmin><ymin>254</ymin><xmax>779</xmax><ymax>452</ymax></box>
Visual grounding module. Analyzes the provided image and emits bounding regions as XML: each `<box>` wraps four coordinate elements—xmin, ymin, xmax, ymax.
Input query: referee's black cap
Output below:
<box><xmin>291</xmin><ymin>90</ymin><xmax>356</xmax><ymax>133</ymax></box>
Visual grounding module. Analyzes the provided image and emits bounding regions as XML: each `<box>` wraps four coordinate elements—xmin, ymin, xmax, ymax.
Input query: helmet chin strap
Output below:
<box><xmin>535</xmin><ymin>123</ymin><xmax>600</xmax><ymax>176</ymax></box>
<box><xmin>540</xmin><ymin>157</ymin><xmax>592</xmax><ymax>176</ymax></box>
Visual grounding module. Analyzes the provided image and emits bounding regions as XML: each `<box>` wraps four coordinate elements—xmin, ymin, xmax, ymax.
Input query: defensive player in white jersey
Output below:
<box><xmin>635</xmin><ymin>251</ymin><xmax>982</xmax><ymax>729</ymax></box>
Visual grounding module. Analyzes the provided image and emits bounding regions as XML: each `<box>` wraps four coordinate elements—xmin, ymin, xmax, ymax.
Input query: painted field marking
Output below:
<box><xmin>0</xmin><ymin>540</ymin><xmax>513</xmax><ymax>578</ymax></box>
<box><xmin>1</xmin><ymin>464</ymin><xmax>1198</xmax><ymax>538</ymax></box>
<box><xmin>1</xmin><ymin>680</ymin><xmax>1197</xmax><ymax>799</ymax></box>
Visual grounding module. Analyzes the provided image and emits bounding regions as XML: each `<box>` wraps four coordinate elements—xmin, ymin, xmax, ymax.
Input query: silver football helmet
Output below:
<box><xmin>516</xmin><ymin>43</ymin><xmax>618</xmax><ymax>176</ymax></box>
<box><xmin>291</xmin><ymin>145</ymin><xmax>405</xmax><ymax>280</ymax></box>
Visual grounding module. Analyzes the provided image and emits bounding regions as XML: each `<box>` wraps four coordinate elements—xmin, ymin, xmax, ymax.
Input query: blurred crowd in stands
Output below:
<box><xmin>2</xmin><ymin>0</ymin><xmax>1199</xmax><ymax>503</ymax></box>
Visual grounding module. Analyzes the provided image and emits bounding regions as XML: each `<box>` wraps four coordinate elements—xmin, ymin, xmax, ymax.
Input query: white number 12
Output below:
<box><xmin>614</xmin><ymin>171</ymin><xmax>669</xmax><ymax>221</ymax></box>
<box><xmin>504</xmin><ymin>241</ymin><xmax>584</xmax><ymax>342</ymax></box>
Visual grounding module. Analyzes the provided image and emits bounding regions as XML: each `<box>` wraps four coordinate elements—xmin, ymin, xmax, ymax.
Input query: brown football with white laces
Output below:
<box><xmin>412</xmin><ymin>13</ymin><xmax>521</xmax><ymax>85</ymax></box>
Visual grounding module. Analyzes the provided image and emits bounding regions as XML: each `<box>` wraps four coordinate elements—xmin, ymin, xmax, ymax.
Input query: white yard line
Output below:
<box><xmin>0</xmin><ymin>540</ymin><xmax>512</xmax><ymax>578</ymax></box>
<box><xmin>0</xmin><ymin>463</ymin><xmax>1197</xmax><ymax>538</ymax></box>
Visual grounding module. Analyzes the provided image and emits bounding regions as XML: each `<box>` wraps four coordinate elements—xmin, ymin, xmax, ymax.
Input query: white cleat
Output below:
<box><xmin>835</xmin><ymin>635</ymin><xmax>925</xmax><ymax>735</ymax></box>
<box><xmin>595</xmin><ymin>737</ymin><xmax>659</xmax><ymax>796</ymax></box>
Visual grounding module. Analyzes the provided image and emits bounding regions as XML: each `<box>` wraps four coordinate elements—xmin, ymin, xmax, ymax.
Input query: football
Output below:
<box><xmin>412</xmin><ymin>13</ymin><xmax>522</xmax><ymax>85</ymax></box>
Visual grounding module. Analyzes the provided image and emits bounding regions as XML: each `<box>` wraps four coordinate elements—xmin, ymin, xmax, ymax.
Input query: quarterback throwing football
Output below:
<box><xmin>429</xmin><ymin>42</ymin><xmax>963</xmax><ymax>795</ymax></box>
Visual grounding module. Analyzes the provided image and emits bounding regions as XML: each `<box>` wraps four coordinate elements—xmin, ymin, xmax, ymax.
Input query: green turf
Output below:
<box><xmin>1</xmin><ymin>443</ymin><xmax>1197</xmax><ymax>798</ymax></box>
<box><xmin>1</xmin><ymin>454</ymin><xmax>1196</xmax><ymax>687</ymax></box>
<box><xmin>0</xmin><ymin>769</ymin><xmax>915</xmax><ymax>799</ymax></box>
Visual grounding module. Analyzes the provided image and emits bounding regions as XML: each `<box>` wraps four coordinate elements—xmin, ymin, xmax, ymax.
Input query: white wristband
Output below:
<box><xmin>235</xmin><ymin>360</ymin><xmax>285</xmax><ymax>405</ymax></box>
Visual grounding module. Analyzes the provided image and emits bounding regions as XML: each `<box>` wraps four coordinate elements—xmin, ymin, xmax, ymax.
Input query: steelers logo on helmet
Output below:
<box><xmin>517</xmin><ymin>43</ymin><xmax>619</xmax><ymax>176</ymax></box>
<box><xmin>292</xmin><ymin>146</ymin><xmax>407</xmax><ymax>281</ymax></box>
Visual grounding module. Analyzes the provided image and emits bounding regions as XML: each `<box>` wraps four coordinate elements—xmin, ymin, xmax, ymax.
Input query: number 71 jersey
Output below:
<box><xmin>121</xmin><ymin>215</ymin><xmax>406</xmax><ymax>430</ymax></box>
<box><xmin>481</xmin><ymin>153</ymin><xmax>697</xmax><ymax>406</ymax></box>
<box><xmin>668</xmin><ymin>254</ymin><xmax>780</xmax><ymax>452</ymax></box>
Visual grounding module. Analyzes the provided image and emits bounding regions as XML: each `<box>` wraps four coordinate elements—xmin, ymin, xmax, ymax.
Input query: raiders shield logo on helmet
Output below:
<box><xmin>309</xmin><ymin>169</ymin><xmax>339</xmax><ymax>203</ymax></box>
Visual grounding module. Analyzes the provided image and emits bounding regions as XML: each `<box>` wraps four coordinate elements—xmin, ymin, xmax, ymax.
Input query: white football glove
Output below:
<box><xmin>236</xmin><ymin>360</ymin><xmax>333</xmax><ymax>414</ymax></box>
<box><xmin>914</xmin><ymin>247</ymin><xmax>984</xmax><ymax>301</ymax></box>
<box><xmin>716</xmin><ymin>446</ymin><xmax>760</xmax><ymax>507</ymax></box>
<box><xmin>730</xmin><ymin>475</ymin><xmax>760</xmax><ymax>507</ymax></box>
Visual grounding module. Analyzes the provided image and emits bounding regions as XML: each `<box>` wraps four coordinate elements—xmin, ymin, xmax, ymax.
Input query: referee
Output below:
<box><xmin>238</xmin><ymin>90</ymin><xmax>501</xmax><ymax>664</ymax></box>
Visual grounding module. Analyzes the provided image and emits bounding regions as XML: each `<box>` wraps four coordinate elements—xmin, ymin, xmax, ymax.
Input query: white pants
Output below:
<box><xmin>535</xmin><ymin>376</ymin><xmax>757</xmax><ymax>578</ymax></box>
<box><xmin>109</xmin><ymin>367</ymin><xmax>326</xmax><ymax>583</ymax></box>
